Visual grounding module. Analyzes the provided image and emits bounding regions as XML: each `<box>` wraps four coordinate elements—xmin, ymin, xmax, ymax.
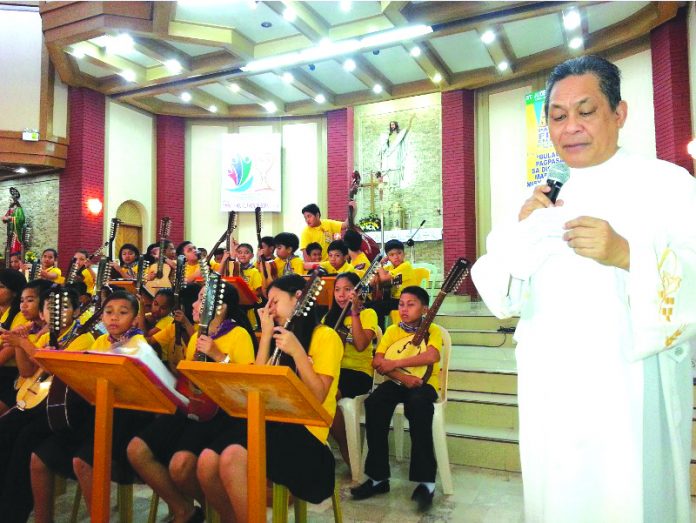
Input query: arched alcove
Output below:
<box><xmin>115</xmin><ymin>200</ymin><xmax>145</xmax><ymax>256</ymax></box>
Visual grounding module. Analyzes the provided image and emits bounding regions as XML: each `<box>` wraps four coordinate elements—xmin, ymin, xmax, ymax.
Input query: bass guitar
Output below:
<box><xmin>382</xmin><ymin>258</ymin><xmax>469</xmax><ymax>383</ymax></box>
<box><xmin>145</xmin><ymin>217</ymin><xmax>173</xmax><ymax>294</ymax></box>
<box><xmin>175</xmin><ymin>259</ymin><xmax>225</xmax><ymax>421</ymax></box>
<box><xmin>342</xmin><ymin>178</ymin><xmax>380</xmax><ymax>262</ymax></box>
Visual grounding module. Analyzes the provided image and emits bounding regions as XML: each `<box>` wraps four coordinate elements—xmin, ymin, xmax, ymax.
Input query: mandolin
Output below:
<box><xmin>219</xmin><ymin>211</ymin><xmax>239</xmax><ymax>277</ymax></box>
<box><xmin>382</xmin><ymin>258</ymin><xmax>469</xmax><ymax>384</ymax></box>
<box><xmin>145</xmin><ymin>217</ymin><xmax>173</xmax><ymax>294</ymax></box>
<box><xmin>269</xmin><ymin>272</ymin><xmax>324</xmax><ymax>367</ymax></box>
<box><xmin>333</xmin><ymin>253</ymin><xmax>384</xmax><ymax>343</ymax></box>
<box><xmin>106</xmin><ymin>218</ymin><xmax>121</xmax><ymax>263</ymax></box>
<box><xmin>134</xmin><ymin>255</ymin><xmax>150</xmax><ymax>295</ymax></box>
<box><xmin>175</xmin><ymin>259</ymin><xmax>225</xmax><ymax>421</ymax></box>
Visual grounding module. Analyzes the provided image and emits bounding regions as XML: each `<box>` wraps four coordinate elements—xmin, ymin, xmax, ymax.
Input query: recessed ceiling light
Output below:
<box><xmin>480</xmin><ymin>30</ymin><xmax>495</xmax><ymax>44</ymax></box>
<box><xmin>15</xmin><ymin>167</ymin><xmax>28</xmax><ymax>174</ymax></box>
<box><xmin>497</xmin><ymin>61</ymin><xmax>509</xmax><ymax>71</ymax></box>
<box><xmin>315</xmin><ymin>94</ymin><xmax>326</xmax><ymax>104</ymax></box>
<box><xmin>569</xmin><ymin>37</ymin><xmax>584</xmax><ymax>49</ymax></box>
<box><xmin>343</xmin><ymin>58</ymin><xmax>356</xmax><ymax>72</ymax></box>
<box><xmin>107</xmin><ymin>33</ymin><xmax>134</xmax><ymax>55</ymax></box>
<box><xmin>372</xmin><ymin>49</ymin><xmax>380</xmax><ymax>55</ymax></box>
<box><xmin>282</xmin><ymin>72</ymin><xmax>294</xmax><ymax>83</ymax></box>
<box><xmin>264</xmin><ymin>101</ymin><xmax>277</xmax><ymax>113</ymax></box>
<box><xmin>119</xmin><ymin>69</ymin><xmax>136</xmax><ymax>82</ymax></box>
<box><xmin>410</xmin><ymin>46</ymin><xmax>421</xmax><ymax>57</ymax></box>
<box><xmin>563</xmin><ymin>10</ymin><xmax>581</xmax><ymax>31</ymax></box>
<box><xmin>340</xmin><ymin>0</ymin><xmax>351</xmax><ymax>12</ymax></box>
<box><xmin>208</xmin><ymin>105</ymin><xmax>218</xmax><ymax>113</ymax></box>
<box><xmin>283</xmin><ymin>7</ymin><xmax>296</xmax><ymax>22</ymax></box>
<box><xmin>180</xmin><ymin>92</ymin><xmax>192</xmax><ymax>103</ymax></box>
<box><xmin>308</xmin><ymin>64</ymin><xmax>316</xmax><ymax>71</ymax></box>
<box><xmin>432</xmin><ymin>72</ymin><xmax>442</xmax><ymax>83</ymax></box>
<box><xmin>164</xmin><ymin>59</ymin><xmax>182</xmax><ymax>74</ymax></box>
<box><xmin>70</xmin><ymin>47</ymin><xmax>85</xmax><ymax>59</ymax></box>
<box><xmin>229</xmin><ymin>83</ymin><xmax>241</xmax><ymax>93</ymax></box>
<box><xmin>261</xmin><ymin>21</ymin><xmax>272</xmax><ymax>28</ymax></box>
<box><xmin>373</xmin><ymin>84</ymin><xmax>383</xmax><ymax>94</ymax></box>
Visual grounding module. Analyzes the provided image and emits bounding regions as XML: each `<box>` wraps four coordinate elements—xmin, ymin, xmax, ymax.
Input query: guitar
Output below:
<box><xmin>27</xmin><ymin>260</ymin><xmax>40</xmax><ymax>281</ymax></box>
<box><xmin>66</xmin><ymin>257</ymin><xmax>80</xmax><ymax>285</ymax></box>
<box><xmin>255</xmin><ymin>206</ymin><xmax>278</xmax><ymax>289</ymax></box>
<box><xmin>106</xmin><ymin>218</ymin><xmax>121</xmax><ymax>262</ymax></box>
<box><xmin>145</xmin><ymin>217</ymin><xmax>173</xmax><ymax>294</ymax></box>
<box><xmin>382</xmin><ymin>258</ymin><xmax>469</xmax><ymax>383</ymax></box>
<box><xmin>334</xmin><ymin>253</ymin><xmax>384</xmax><ymax>343</ymax></box>
<box><xmin>91</xmin><ymin>257</ymin><xmax>112</xmax><ymax>309</ymax></box>
<box><xmin>172</xmin><ymin>254</ymin><xmax>187</xmax><ymax>349</ymax></box>
<box><xmin>175</xmin><ymin>259</ymin><xmax>225</xmax><ymax>421</ymax></box>
<box><xmin>371</xmin><ymin>273</ymin><xmax>403</xmax><ymax>302</ymax></box>
<box><xmin>269</xmin><ymin>272</ymin><xmax>324</xmax><ymax>367</ymax></box>
<box><xmin>343</xmin><ymin>186</ymin><xmax>380</xmax><ymax>262</ymax></box>
<box><xmin>15</xmin><ymin>292</ymin><xmax>102</xmax><ymax>428</ymax></box>
<box><xmin>220</xmin><ymin>211</ymin><xmax>239</xmax><ymax>277</ymax></box>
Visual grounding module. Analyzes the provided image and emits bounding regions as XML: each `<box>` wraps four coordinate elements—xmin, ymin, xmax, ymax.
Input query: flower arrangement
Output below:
<box><xmin>357</xmin><ymin>214</ymin><xmax>381</xmax><ymax>232</ymax></box>
<box><xmin>24</xmin><ymin>250</ymin><xmax>37</xmax><ymax>262</ymax></box>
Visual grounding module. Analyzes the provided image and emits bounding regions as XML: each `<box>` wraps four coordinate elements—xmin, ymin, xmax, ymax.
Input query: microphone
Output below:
<box><xmin>546</xmin><ymin>162</ymin><xmax>570</xmax><ymax>204</ymax></box>
<box><xmin>406</xmin><ymin>220</ymin><xmax>426</xmax><ymax>247</ymax></box>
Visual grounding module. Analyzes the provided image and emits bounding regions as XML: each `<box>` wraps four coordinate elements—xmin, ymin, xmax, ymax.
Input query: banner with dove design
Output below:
<box><xmin>221</xmin><ymin>133</ymin><xmax>281</xmax><ymax>212</ymax></box>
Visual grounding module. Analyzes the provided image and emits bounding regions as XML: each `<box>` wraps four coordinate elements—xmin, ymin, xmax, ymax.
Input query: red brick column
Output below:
<box><xmin>156</xmin><ymin>115</ymin><xmax>185</xmax><ymax>243</ymax></box>
<box><xmin>651</xmin><ymin>7</ymin><xmax>693</xmax><ymax>174</ymax></box>
<box><xmin>441</xmin><ymin>90</ymin><xmax>477</xmax><ymax>296</ymax></box>
<box><xmin>58</xmin><ymin>87</ymin><xmax>105</xmax><ymax>269</ymax></box>
<box><xmin>326</xmin><ymin>108</ymin><xmax>354</xmax><ymax>219</ymax></box>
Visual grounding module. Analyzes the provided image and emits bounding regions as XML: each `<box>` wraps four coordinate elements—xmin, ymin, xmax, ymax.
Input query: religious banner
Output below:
<box><xmin>220</xmin><ymin>133</ymin><xmax>281</xmax><ymax>212</ymax></box>
<box><xmin>525</xmin><ymin>89</ymin><xmax>562</xmax><ymax>188</ymax></box>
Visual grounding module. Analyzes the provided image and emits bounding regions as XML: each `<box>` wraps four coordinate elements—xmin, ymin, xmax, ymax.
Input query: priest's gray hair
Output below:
<box><xmin>544</xmin><ymin>55</ymin><xmax>622</xmax><ymax>118</ymax></box>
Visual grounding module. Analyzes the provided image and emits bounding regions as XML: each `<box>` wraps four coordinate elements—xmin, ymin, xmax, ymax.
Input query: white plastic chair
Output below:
<box><xmin>336</xmin><ymin>325</ymin><xmax>383</xmax><ymax>482</ymax></box>
<box><xmin>361</xmin><ymin>326</ymin><xmax>453</xmax><ymax>495</ymax></box>
<box><xmin>412</xmin><ymin>262</ymin><xmax>439</xmax><ymax>297</ymax></box>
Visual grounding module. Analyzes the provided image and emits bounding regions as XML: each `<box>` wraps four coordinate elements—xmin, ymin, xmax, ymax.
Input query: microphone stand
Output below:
<box><xmin>405</xmin><ymin>220</ymin><xmax>426</xmax><ymax>263</ymax></box>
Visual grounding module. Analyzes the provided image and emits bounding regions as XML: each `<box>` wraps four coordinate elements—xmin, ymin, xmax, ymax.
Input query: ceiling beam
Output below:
<box><xmin>167</xmin><ymin>20</ymin><xmax>255</xmax><ymax>60</ymax></box>
<box><xmin>282</xmin><ymin>68</ymin><xmax>336</xmax><ymax>105</ymax></box>
<box><xmin>380</xmin><ymin>1</ymin><xmax>409</xmax><ymax>26</ymax></box>
<box><xmin>170</xmin><ymin>87</ymin><xmax>231</xmax><ymax>116</ymax></box>
<box><xmin>349</xmin><ymin>55</ymin><xmax>393</xmax><ymax>96</ymax></box>
<box><xmin>77</xmin><ymin>40</ymin><xmax>147</xmax><ymax>81</ymax></box>
<box><xmin>264</xmin><ymin>1</ymin><xmax>329</xmax><ymax>42</ymax></box>
<box><xmin>226</xmin><ymin>79</ymin><xmax>287</xmax><ymax>113</ymax></box>
<box><xmin>405</xmin><ymin>41</ymin><xmax>451</xmax><ymax>86</ymax></box>
<box><xmin>478</xmin><ymin>25</ymin><xmax>513</xmax><ymax>76</ymax></box>
<box><xmin>131</xmin><ymin>36</ymin><xmax>192</xmax><ymax>71</ymax></box>
<box><xmin>152</xmin><ymin>1</ymin><xmax>177</xmax><ymax>35</ymax></box>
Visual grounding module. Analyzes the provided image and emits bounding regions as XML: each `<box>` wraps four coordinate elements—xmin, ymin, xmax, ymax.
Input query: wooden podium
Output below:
<box><xmin>177</xmin><ymin>362</ymin><xmax>332</xmax><ymax>523</ymax></box>
<box><xmin>34</xmin><ymin>351</ymin><xmax>181</xmax><ymax>523</ymax></box>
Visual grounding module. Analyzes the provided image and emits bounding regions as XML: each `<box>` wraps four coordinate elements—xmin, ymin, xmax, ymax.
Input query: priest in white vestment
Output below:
<box><xmin>472</xmin><ymin>55</ymin><xmax>696</xmax><ymax>523</ymax></box>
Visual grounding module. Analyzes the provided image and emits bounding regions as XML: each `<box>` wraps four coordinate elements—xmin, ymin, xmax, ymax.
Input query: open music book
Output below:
<box><xmin>86</xmin><ymin>336</ymin><xmax>190</xmax><ymax>410</ymax></box>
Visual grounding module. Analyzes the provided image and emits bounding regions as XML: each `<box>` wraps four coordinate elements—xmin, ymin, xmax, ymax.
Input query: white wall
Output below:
<box><xmin>0</xmin><ymin>8</ymin><xmax>42</xmax><ymax>131</ymax></box>
<box><xmin>53</xmin><ymin>71</ymin><xmax>68</xmax><ymax>138</ymax></box>
<box><xmin>689</xmin><ymin>3</ymin><xmax>696</xmax><ymax>156</ymax></box>
<box><xmin>104</xmin><ymin>100</ymin><xmax>155</xmax><ymax>245</ymax></box>
<box><xmin>485</xmin><ymin>49</ymin><xmax>657</xmax><ymax>233</ymax></box>
<box><xmin>187</xmin><ymin>119</ymin><xmax>325</xmax><ymax>253</ymax></box>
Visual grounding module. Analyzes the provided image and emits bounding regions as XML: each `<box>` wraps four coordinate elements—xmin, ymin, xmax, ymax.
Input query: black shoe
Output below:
<box><xmin>411</xmin><ymin>484</ymin><xmax>434</xmax><ymax>511</ymax></box>
<box><xmin>186</xmin><ymin>505</ymin><xmax>205</xmax><ymax>523</ymax></box>
<box><xmin>350</xmin><ymin>479</ymin><xmax>390</xmax><ymax>500</ymax></box>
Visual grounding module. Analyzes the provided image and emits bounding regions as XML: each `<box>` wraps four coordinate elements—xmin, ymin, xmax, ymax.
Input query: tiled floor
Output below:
<box><xmin>40</xmin><ymin>457</ymin><xmax>696</xmax><ymax>522</ymax></box>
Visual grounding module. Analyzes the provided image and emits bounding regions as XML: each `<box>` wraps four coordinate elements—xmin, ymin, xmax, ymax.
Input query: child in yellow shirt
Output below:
<box><xmin>273</xmin><ymin>232</ymin><xmax>305</xmax><ymax>276</ymax></box>
<box><xmin>38</xmin><ymin>248</ymin><xmax>61</xmax><ymax>282</ymax></box>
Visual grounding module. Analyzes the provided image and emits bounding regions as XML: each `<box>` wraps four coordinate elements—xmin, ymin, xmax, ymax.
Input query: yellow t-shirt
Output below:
<box><xmin>80</xmin><ymin>268</ymin><xmax>96</xmax><ymax>295</ymax></box>
<box><xmin>376</xmin><ymin>323</ymin><xmax>442</xmax><ymax>390</ymax></box>
<box><xmin>36</xmin><ymin>322</ymin><xmax>96</xmax><ymax>352</ymax></box>
<box><xmin>2</xmin><ymin>311</ymin><xmax>30</xmax><ymax>366</ymax></box>
<box><xmin>185</xmin><ymin>325</ymin><xmax>255</xmax><ymax>364</ymax></box>
<box><xmin>91</xmin><ymin>333</ymin><xmax>147</xmax><ymax>352</ymax></box>
<box><xmin>242</xmin><ymin>266</ymin><xmax>262</xmax><ymax>292</ymax></box>
<box><xmin>302</xmin><ymin>324</ymin><xmax>343</xmax><ymax>443</ymax></box>
<box><xmin>335</xmin><ymin>308</ymin><xmax>377</xmax><ymax>377</ymax></box>
<box><xmin>386</xmin><ymin>261</ymin><xmax>417</xmax><ymax>299</ymax></box>
<box><xmin>274</xmin><ymin>256</ymin><xmax>305</xmax><ymax>276</ymax></box>
<box><xmin>152</xmin><ymin>322</ymin><xmax>180</xmax><ymax>362</ymax></box>
<box><xmin>210</xmin><ymin>260</ymin><xmax>221</xmax><ymax>272</ymax></box>
<box><xmin>184</xmin><ymin>262</ymin><xmax>200</xmax><ymax>281</ymax></box>
<box><xmin>350</xmin><ymin>252</ymin><xmax>370</xmax><ymax>277</ymax></box>
<box><xmin>300</xmin><ymin>219</ymin><xmax>343</xmax><ymax>260</ymax></box>
<box><xmin>155</xmin><ymin>315</ymin><xmax>174</xmax><ymax>331</ymax></box>
<box><xmin>45</xmin><ymin>266</ymin><xmax>62</xmax><ymax>283</ymax></box>
<box><xmin>318</xmin><ymin>260</ymin><xmax>355</xmax><ymax>276</ymax></box>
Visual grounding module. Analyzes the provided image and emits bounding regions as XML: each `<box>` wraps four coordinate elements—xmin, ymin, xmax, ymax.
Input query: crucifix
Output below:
<box><xmin>359</xmin><ymin>171</ymin><xmax>383</xmax><ymax>214</ymax></box>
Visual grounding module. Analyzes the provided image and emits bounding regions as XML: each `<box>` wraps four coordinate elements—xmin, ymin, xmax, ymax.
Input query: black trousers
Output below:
<box><xmin>0</xmin><ymin>407</ymin><xmax>52</xmax><ymax>523</ymax></box>
<box><xmin>366</xmin><ymin>297</ymin><xmax>399</xmax><ymax>331</ymax></box>
<box><xmin>364</xmin><ymin>380</ymin><xmax>438</xmax><ymax>483</ymax></box>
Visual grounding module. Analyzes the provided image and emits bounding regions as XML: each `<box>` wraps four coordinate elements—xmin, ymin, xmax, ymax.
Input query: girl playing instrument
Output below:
<box><xmin>197</xmin><ymin>274</ymin><xmax>343</xmax><ymax>523</ymax></box>
<box><xmin>128</xmin><ymin>282</ymin><xmax>256</xmax><ymax>523</ymax></box>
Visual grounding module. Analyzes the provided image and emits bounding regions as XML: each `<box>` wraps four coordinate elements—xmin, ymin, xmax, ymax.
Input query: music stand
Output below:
<box><xmin>108</xmin><ymin>279</ymin><xmax>136</xmax><ymax>294</ymax></box>
<box><xmin>177</xmin><ymin>362</ymin><xmax>331</xmax><ymax>523</ymax></box>
<box><xmin>34</xmin><ymin>351</ymin><xmax>182</xmax><ymax>523</ymax></box>
<box><xmin>222</xmin><ymin>276</ymin><xmax>261</xmax><ymax>306</ymax></box>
